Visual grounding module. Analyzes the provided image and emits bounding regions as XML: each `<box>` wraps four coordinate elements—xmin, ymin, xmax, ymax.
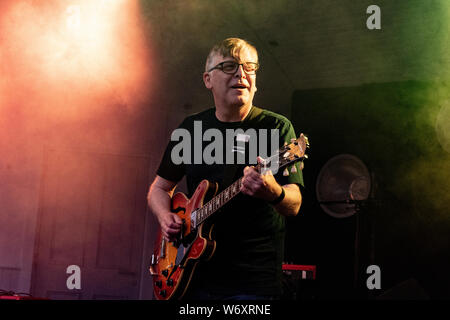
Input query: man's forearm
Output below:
<box><xmin>147</xmin><ymin>182</ymin><xmax>174</xmax><ymax>221</ymax></box>
<box><xmin>273</xmin><ymin>184</ymin><xmax>302</xmax><ymax>217</ymax></box>
<box><xmin>147</xmin><ymin>177</ymin><xmax>184</xmax><ymax>241</ymax></box>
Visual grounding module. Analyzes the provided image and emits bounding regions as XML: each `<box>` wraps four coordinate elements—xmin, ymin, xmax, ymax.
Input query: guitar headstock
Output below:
<box><xmin>278</xmin><ymin>133</ymin><xmax>309</xmax><ymax>175</ymax></box>
<box><xmin>257</xmin><ymin>133</ymin><xmax>309</xmax><ymax>175</ymax></box>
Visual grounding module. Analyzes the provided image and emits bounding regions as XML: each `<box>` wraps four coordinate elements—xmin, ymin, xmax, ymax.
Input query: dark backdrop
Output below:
<box><xmin>286</xmin><ymin>80</ymin><xmax>450</xmax><ymax>299</ymax></box>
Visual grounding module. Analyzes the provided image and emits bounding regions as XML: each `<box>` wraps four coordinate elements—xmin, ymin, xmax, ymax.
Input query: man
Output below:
<box><xmin>148</xmin><ymin>38</ymin><xmax>303</xmax><ymax>300</ymax></box>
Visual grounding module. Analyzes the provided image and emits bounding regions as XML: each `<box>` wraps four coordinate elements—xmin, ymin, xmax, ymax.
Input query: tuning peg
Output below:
<box><xmin>304</xmin><ymin>154</ymin><xmax>308</xmax><ymax>159</ymax></box>
<box><xmin>283</xmin><ymin>168</ymin><xmax>289</xmax><ymax>176</ymax></box>
<box><xmin>290</xmin><ymin>165</ymin><xmax>297</xmax><ymax>173</ymax></box>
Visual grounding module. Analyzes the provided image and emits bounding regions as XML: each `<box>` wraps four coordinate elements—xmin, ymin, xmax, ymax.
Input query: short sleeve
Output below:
<box><xmin>155</xmin><ymin>118</ymin><xmax>190</xmax><ymax>183</ymax></box>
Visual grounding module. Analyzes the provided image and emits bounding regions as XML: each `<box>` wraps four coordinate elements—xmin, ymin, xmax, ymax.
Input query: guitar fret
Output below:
<box><xmin>232</xmin><ymin>182</ymin><xmax>238</xmax><ymax>194</ymax></box>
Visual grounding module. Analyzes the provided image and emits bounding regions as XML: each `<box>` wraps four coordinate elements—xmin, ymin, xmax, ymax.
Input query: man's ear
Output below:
<box><xmin>203</xmin><ymin>72</ymin><xmax>212</xmax><ymax>90</ymax></box>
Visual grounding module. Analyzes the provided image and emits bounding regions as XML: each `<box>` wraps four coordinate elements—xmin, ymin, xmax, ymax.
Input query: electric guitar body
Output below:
<box><xmin>150</xmin><ymin>180</ymin><xmax>218</xmax><ymax>300</ymax></box>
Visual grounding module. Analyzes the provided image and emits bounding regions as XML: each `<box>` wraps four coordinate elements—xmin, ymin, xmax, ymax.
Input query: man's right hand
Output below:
<box><xmin>156</xmin><ymin>211</ymin><xmax>183</xmax><ymax>242</ymax></box>
<box><xmin>148</xmin><ymin>175</ymin><xmax>182</xmax><ymax>242</ymax></box>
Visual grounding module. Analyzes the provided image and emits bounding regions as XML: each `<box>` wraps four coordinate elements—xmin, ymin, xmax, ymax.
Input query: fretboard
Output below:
<box><xmin>195</xmin><ymin>176</ymin><xmax>243</xmax><ymax>226</ymax></box>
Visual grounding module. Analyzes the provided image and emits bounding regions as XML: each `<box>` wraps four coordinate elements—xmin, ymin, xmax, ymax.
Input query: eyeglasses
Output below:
<box><xmin>208</xmin><ymin>61</ymin><xmax>260</xmax><ymax>75</ymax></box>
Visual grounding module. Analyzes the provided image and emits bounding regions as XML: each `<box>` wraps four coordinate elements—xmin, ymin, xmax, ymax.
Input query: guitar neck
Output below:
<box><xmin>195</xmin><ymin>176</ymin><xmax>244</xmax><ymax>226</ymax></box>
<box><xmin>193</xmin><ymin>135</ymin><xmax>307</xmax><ymax>227</ymax></box>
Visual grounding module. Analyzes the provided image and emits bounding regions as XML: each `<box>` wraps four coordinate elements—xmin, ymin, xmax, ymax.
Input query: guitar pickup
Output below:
<box><xmin>190</xmin><ymin>210</ymin><xmax>197</xmax><ymax>229</ymax></box>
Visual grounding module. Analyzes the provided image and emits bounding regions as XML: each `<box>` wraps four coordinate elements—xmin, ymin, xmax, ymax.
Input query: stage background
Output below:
<box><xmin>0</xmin><ymin>0</ymin><xmax>449</xmax><ymax>299</ymax></box>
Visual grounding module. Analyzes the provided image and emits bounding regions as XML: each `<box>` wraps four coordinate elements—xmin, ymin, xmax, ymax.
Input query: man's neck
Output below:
<box><xmin>215</xmin><ymin>104</ymin><xmax>252</xmax><ymax>122</ymax></box>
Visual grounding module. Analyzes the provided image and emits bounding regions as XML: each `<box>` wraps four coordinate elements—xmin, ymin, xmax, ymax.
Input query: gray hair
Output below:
<box><xmin>205</xmin><ymin>38</ymin><xmax>258</xmax><ymax>71</ymax></box>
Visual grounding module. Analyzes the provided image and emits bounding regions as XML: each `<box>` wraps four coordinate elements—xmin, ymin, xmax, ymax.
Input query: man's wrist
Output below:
<box><xmin>269</xmin><ymin>186</ymin><xmax>285</xmax><ymax>205</ymax></box>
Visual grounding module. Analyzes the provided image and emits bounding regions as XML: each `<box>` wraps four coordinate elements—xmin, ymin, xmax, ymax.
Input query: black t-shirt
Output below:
<box><xmin>156</xmin><ymin>106</ymin><xmax>304</xmax><ymax>296</ymax></box>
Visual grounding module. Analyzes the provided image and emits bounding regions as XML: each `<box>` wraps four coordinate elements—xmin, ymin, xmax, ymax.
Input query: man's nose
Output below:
<box><xmin>234</xmin><ymin>64</ymin><xmax>247</xmax><ymax>78</ymax></box>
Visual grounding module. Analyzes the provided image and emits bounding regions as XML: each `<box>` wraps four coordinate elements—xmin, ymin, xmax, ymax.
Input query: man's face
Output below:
<box><xmin>203</xmin><ymin>47</ymin><xmax>258</xmax><ymax>110</ymax></box>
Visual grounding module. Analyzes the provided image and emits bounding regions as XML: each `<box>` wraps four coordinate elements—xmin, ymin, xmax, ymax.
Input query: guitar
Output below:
<box><xmin>149</xmin><ymin>134</ymin><xmax>309</xmax><ymax>300</ymax></box>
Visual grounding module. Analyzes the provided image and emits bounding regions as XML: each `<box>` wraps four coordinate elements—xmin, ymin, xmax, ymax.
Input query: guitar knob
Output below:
<box><xmin>155</xmin><ymin>280</ymin><xmax>162</xmax><ymax>288</ymax></box>
<box><xmin>299</xmin><ymin>162</ymin><xmax>304</xmax><ymax>170</ymax></box>
<box><xmin>159</xmin><ymin>290</ymin><xmax>167</xmax><ymax>298</ymax></box>
<box><xmin>166</xmin><ymin>279</ymin><xmax>174</xmax><ymax>287</ymax></box>
<box><xmin>283</xmin><ymin>168</ymin><xmax>289</xmax><ymax>176</ymax></box>
<box><xmin>290</xmin><ymin>165</ymin><xmax>297</xmax><ymax>173</ymax></box>
<box><xmin>161</xmin><ymin>269</ymin><xmax>169</xmax><ymax>277</ymax></box>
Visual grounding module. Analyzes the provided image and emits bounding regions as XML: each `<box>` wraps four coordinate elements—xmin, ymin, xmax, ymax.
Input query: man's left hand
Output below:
<box><xmin>240</xmin><ymin>157</ymin><xmax>282</xmax><ymax>202</ymax></box>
